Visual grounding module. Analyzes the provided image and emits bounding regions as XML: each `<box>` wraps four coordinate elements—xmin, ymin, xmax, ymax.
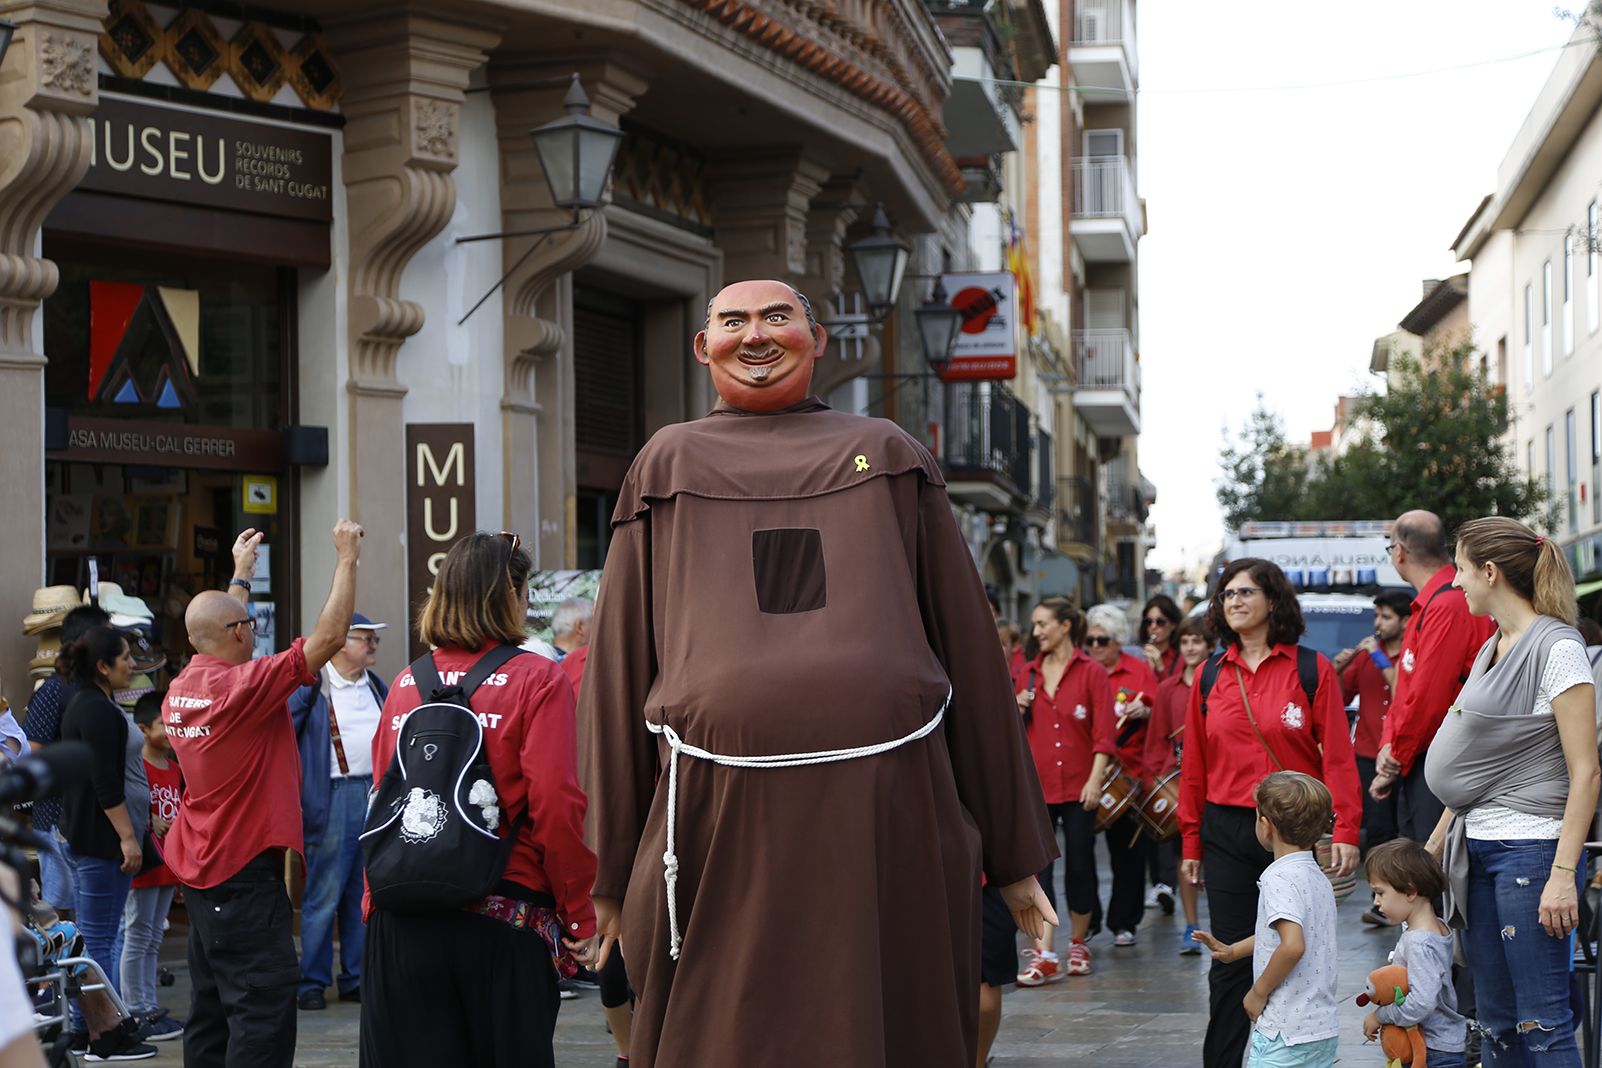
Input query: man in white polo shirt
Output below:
<box><xmin>290</xmin><ymin>612</ymin><xmax>389</xmax><ymax>1010</ymax></box>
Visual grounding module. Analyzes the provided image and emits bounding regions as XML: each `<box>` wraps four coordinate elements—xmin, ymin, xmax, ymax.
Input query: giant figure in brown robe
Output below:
<box><xmin>579</xmin><ymin>279</ymin><xmax>1058</xmax><ymax>1068</ymax></box>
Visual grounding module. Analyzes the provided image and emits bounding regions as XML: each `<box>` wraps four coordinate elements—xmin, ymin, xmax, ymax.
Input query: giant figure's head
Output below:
<box><xmin>694</xmin><ymin>279</ymin><xmax>828</xmax><ymax>411</ymax></box>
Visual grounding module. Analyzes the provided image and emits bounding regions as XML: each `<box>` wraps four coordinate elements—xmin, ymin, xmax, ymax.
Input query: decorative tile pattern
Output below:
<box><xmin>288</xmin><ymin>34</ymin><xmax>343</xmax><ymax>111</ymax></box>
<box><xmin>615</xmin><ymin>129</ymin><xmax>712</xmax><ymax>229</ymax></box>
<box><xmin>96</xmin><ymin>5</ymin><xmax>343</xmax><ymax>111</ymax></box>
<box><xmin>163</xmin><ymin>8</ymin><xmax>228</xmax><ymax>92</ymax></box>
<box><xmin>229</xmin><ymin>23</ymin><xmax>289</xmax><ymax>103</ymax></box>
<box><xmin>99</xmin><ymin>0</ymin><xmax>164</xmax><ymax>79</ymax></box>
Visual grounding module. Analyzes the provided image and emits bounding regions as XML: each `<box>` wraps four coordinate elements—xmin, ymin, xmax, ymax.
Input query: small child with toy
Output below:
<box><xmin>1357</xmin><ymin>838</ymin><xmax>1467</xmax><ymax>1068</ymax></box>
<box><xmin>1193</xmin><ymin>771</ymin><xmax>1340</xmax><ymax>1067</ymax></box>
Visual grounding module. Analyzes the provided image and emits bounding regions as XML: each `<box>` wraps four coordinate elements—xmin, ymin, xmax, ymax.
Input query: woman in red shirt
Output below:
<box><xmin>1177</xmin><ymin>559</ymin><xmax>1361</xmax><ymax>1068</ymax></box>
<box><xmin>1147</xmin><ymin>616</ymin><xmax>1211</xmax><ymax>955</ymax></box>
<box><xmin>1137</xmin><ymin>594</ymin><xmax>1185</xmax><ymax>680</ymax></box>
<box><xmin>1014</xmin><ymin>597</ymin><xmax>1115</xmax><ymax>982</ymax></box>
<box><xmin>1083</xmin><ymin>603</ymin><xmax>1160</xmax><ymax>947</ymax></box>
<box><xmin>361</xmin><ymin>532</ymin><xmax>600</xmax><ymax>1068</ymax></box>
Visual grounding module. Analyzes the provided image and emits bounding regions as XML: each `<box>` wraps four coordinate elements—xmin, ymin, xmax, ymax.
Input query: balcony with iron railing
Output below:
<box><xmin>1058</xmin><ymin>475</ymin><xmax>1099</xmax><ymax>548</ymax></box>
<box><xmin>1033</xmin><ymin>428</ymin><xmax>1055</xmax><ymax>516</ymax></box>
<box><xmin>932</xmin><ymin>0</ymin><xmax>1023</xmax><ymax>158</ymax></box>
<box><xmin>1071</xmin><ymin>329</ymin><xmax>1141</xmax><ymax>437</ymax></box>
<box><xmin>1070</xmin><ymin>0</ymin><xmax>1137</xmax><ymax>101</ymax></box>
<box><xmin>942</xmin><ymin>382</ymin><xmax>1034</xmax><ymax>512</ymax></box>
<box><xmin>1071</xmin><ymin>156</ymin><xmax>1141</xmax><ymax>262</ymax></box>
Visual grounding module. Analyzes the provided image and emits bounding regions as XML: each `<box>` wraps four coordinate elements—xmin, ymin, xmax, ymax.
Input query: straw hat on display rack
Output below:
<box><xmin>21</xmin><ymin>586</ymin><xmax>80</xmax><ymax>636</ymax></box>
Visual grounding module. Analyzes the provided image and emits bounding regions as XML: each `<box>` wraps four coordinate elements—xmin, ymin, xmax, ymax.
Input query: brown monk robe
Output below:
<box><xmin>579</xmin><ymin>280</ymin><xmax>1057</xmax><ymax>1068</ymax></box>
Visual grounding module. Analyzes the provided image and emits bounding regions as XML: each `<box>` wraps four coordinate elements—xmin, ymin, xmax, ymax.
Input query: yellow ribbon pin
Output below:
<box><xmin>854</xmin><ymin>454</ymin><xmax>870</xmax><ymax>472</ymax></box>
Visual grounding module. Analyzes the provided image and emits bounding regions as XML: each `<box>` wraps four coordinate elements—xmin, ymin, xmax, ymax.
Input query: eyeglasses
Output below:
<box><xmin>224</xmin><ymin>617</ymin><xmax>256</xmax><ymax>633</ymax></box>
<box><xmin>1384</xmin><ymin>541</ymin><xmax>1399</xmax><ymax>556</ymax></box>
<box><xmin>348</xmin><ymin>634</ymin><xmax>381</xmax><ymax>646</ymax></box>
<box><xmin>496</xmin><ymin>530</ymin><xmax>521</xmax><ymax>552</ymax></box>
<box><xmin>1083</xmin><ymin>635</ymin><xmax>1115</xmax><ymax>648</ymax></box>
<box><xmin>1220</xmin><ymin>587</ymin><xmax>1261</xmax><ymax>603</ymax></box>
<box><xmin>1144</xmin><ymin>616</ymin><xmax>1172</xmax><ymax>627</ymax></box>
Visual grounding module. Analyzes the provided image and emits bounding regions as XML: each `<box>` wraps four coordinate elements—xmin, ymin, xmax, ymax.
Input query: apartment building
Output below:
<box><xmin>1061</xmin><ymin>0</ymin><xmax>1151</xmax><ymax>604</ymax></box>
<box><xmin>1453</xmin><ymin>21</ymin><xmax>1602</xmax><ymax>603</ymax></box>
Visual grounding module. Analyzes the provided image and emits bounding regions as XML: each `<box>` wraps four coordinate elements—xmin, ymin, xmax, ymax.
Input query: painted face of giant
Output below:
<box><xmin>694</xmin><ymin>279</ymin><xmax>828</xmax><ymax>411</ymax></box>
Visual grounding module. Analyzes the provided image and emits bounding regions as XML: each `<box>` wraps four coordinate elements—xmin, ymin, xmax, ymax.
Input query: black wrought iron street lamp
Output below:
<box><xmin>457</xmin><ymin>73</ymin><xmax>625</xmax><ymax>325</ymax></box>
<box><xmin>847</xmin><ymin>205</ymin><xmax>911</xmax><ymax>319</ymax></box>
<box><xmin>529</xmin><ymin>73</ymin><xmax>626</xmax><ymax>212</ymax></box>
<box><xmin>0</xmin><ymin>19</ymin><xmax>17</xmax><ymax>68</ymax></box>
<box><xmin>913</xmin><ymin>277</ymin><xmax>964</xmax><ymax>375</ymax></box>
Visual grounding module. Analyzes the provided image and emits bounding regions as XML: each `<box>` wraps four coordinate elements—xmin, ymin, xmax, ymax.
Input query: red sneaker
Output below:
<box><xmin>1066</xmin><ymin>941</ymin><xmax>1092</xmax><ymax>976</ymax></box>
<box><xmin>1015</xmin><ymin>949</ymin><xmax>1065</xmax><ymax>986</ymax></box>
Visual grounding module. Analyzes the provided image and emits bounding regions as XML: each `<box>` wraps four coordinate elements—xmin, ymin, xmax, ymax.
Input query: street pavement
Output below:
<box><xmin>131</xmin><ymin>851</ymin><xmax>1405</xmax><ymax>1067</ymax></box>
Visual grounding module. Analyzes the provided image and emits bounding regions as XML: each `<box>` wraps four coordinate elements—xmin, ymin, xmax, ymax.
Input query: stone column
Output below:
<box><xmin>327</xmin><ymin>11</ymin><xmax>498</xmax><ymax>675</ymax></box>
<box><xmin>802</xmin><ymin>176</ymin><xmax>879</xmax><ymax>401</ymax></box>
<box><xmin>0</xmin><ymin>0</ymin><xmax>103</xmax><ymax>714</ymax></box>
<box><xmin>489</xmin><ymin>57</ymin><xmax>643</xmax><ymax>568</ymax></box>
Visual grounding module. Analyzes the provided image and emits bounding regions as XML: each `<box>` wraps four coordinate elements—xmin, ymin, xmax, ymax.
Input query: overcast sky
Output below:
<box><xmin>1137</xmin><ymin>0</ymin><xmax>1585</xmax><ymax>572</ymax></box>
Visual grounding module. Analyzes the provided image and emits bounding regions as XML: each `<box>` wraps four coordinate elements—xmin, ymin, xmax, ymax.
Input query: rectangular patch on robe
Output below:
<box><xmin>751</xmin><ymin>528</ymin><xmax>826</xmax><ymax>614</ymax></box>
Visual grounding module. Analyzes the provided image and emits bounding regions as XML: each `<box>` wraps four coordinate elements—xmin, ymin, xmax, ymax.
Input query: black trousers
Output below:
<box><xmin>1038</xmin><ymin>803</ymin><xmax>1100</xmax><ymax>919</ymax></box>
<box><xmin>1102</xmin><ymin>813</ymin><xmax>1148</xmax><ymax>934</ymax></box>
<box><xmin>183</xmin><ymin>852</ymin><xmax>300</xmax><ymax>1068</ymax></box>
<box><xmin>1356</xmin><ymin>756</ymin><xmax>1400</xmax><ymax>855</ymax></box>
<box><xmin>360</xmin><ymin>908</ymin><xmax>560</xmax><ymax>1068</ymax></box>
<box><xmin>1147</xmin><ymin>835</ymin><xmax>1179</xmax><ymax>891</ymax></box>
<box><xmin>1201</xmin><ymin>803</ymin><xmax>1272</xmax><ymax>1068</ymax></box>
<box><xmin>1397</xmin><ymin>755</ymin><xmax>1446</xmax><ymax>843</ymax></box>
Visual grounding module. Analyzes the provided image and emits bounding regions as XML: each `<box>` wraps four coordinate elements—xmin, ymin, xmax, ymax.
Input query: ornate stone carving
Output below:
<box><xmin>413</xmin><ymin>98</ymin><xmax>459</xmax><ymax>163</ymax></box>
<box><xmin>677</xmin><ymin>0</ymin><xmax>959</xmax><ymax>193</ymax></box>
<box><xmin>41</xmin><ymin>31</ymin><xmax>95</xmax><ymax>95</ymax></box>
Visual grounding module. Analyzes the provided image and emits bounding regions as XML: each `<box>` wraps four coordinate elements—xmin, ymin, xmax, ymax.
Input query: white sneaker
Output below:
<box><xmin>1153</xmin><ymin>883</ymin><xmax>1175</xmax><ymax>915</ymax></box>
<box><xmin>1143</xmin><ymin>887</ymin><xmax>1159</xmax><ymax>910</ymax></box>
<box><xmin>1113</xmin><ymin>929</ymin><xmax>1137</xmax><ymax>947</ymax></box>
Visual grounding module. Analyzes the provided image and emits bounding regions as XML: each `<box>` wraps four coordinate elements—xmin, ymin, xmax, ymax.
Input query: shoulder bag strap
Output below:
<box><xmin>1233</xmin><ymin>664</ymin><xmax>1285</xmax><ymax>771</ymax></box>
<box><xmin>408</xmin><ymin>652</ymin><xmax>447</xmax><ymax>703</ymax></box>
<box><xmin>1198</xmin><ymin>650</ymin><xmax>1226</xmax><ymax>715</ymax></box>
<box><xmin>320</xmin><ymin>668</ymin><xmax>350</xmax><ymax>776</ymax></box>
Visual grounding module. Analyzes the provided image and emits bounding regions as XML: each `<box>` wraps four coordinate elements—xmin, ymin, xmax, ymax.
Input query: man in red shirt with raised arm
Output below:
<box><xmin>1370</xmin><ymin>510</ymin><xmax>1494</xmax><ymax>841</ymax></box>
<box><xmin>162</xmin><ymin>522</ymin><xmax>363</xmax><ymax>1068</ymax></box>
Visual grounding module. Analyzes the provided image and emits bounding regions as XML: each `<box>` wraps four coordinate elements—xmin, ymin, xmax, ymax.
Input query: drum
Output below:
<box><xmin>1094</xmin><ymin>761</ymin><xmax>1142</xmax><ymax>832</ymax></box>
<box><xmin>1137</xmin><ymin>769</ymin><xmax>1181</xmax><ymax>841</ymax></box>
<box><xmin>1316</xmin><ymin>835</ymin><xmax>1358</xmax><ymax>902</ymax></box>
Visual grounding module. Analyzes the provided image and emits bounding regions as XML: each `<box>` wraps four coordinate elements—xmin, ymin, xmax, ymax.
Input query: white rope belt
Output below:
<box><xmin>645</xmin><ymin>688</ymin><xmax>951</xmax><ymax>959</ymax></box>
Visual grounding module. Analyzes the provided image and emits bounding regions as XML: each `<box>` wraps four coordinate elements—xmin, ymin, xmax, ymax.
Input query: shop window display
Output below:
<box><xmin>42</xmin><ymin>242</ymin><xmax>293</xmax><ymax>672</ymax></box>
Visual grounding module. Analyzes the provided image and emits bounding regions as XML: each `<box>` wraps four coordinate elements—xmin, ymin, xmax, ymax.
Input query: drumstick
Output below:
<box><xmin>1168</xmin><ymin>724</ymin><xmax>1185</xmax><ymax>740</ymax></box>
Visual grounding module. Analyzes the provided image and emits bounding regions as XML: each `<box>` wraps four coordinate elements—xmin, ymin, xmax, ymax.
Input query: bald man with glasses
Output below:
<box><xmin>161</xmin><ymin>521</ymin><xmax>363</xmax><ymax>1068</ymax></box>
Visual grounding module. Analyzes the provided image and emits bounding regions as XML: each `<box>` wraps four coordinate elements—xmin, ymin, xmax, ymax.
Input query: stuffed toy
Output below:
<box><xmin>1355</xmin><ymin>963</ymin><xmax>1427</xmax><ymax>1068</ymax></box>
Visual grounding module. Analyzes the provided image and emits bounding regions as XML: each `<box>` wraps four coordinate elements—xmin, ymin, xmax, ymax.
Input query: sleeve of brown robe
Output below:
<box><xmin>578</xmin><ymin>516</ymin><xmax>662</xmax><ymax>900</ymax></box>
<box><xmin>916</xmin><ymin>481</ymin><xmax>1058</xmax><ymax>887</ymax></box>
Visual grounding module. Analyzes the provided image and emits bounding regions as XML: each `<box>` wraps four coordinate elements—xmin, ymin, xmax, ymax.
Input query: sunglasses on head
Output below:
<box><xmin>1083</xmin><ymin>635</ymin><xmax>1115</xmax><ymax>648</ymax></box>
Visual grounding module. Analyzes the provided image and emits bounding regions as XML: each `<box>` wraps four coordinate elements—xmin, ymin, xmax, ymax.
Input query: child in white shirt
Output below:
<box><xmin>1195</xmin><ymin>771</ymin><xmax>1339</xmax><ymax>1068</ymax></box>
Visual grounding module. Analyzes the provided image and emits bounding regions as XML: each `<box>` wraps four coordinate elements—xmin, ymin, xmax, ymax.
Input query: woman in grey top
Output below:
<box><xmin>1422</xmin><ymin>517</ymin><xmax>1598</xmax><ymax>1068</ymax></box>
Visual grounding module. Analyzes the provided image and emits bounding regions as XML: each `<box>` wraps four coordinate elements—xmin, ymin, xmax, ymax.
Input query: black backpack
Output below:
<box><xmin>360</xmin><ymin>645</ymin><xmax>524</xmax><ymax>912</ymax></box>
<box><xmin>1197</xmin><ymin>645</ymin><xmax>1319</xmax><ymax>716</ymax></box>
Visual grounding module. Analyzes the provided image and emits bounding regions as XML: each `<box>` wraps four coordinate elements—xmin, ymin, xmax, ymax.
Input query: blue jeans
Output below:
<box><xmin>121</xmin><ymin>884</ymin><xmax>175</xmax><ymax>1016</ymax></box>
<box><xmin>1463</xmin><ymin>837</ymin><xmax>1582</xmax><ymax>1067</ymax></box>
<box><xmin>298</xmin><ymin>775</ymin><xmax>369</xmax><ymax>996</ymax></box>
<box><xmin>64</xmin><ymin>846</ymin><xmax>132</xmax><ymax>1030</ymax></box>
<box><xmin>1427</xmin><ymin>1051</ymin><xmax>1467</xmax><ymax>1068</ymax></box>
<box><xmin>39</xmin><ymin>829</ymin><xmax>75</xmax><ymax>912</ymax></box>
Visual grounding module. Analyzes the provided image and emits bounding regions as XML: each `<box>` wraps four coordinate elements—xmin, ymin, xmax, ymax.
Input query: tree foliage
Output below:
<box><xmin>1216</xmin><ymin>344</ymin><xmax>1552</xmax><ymax>534</ymax></box>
